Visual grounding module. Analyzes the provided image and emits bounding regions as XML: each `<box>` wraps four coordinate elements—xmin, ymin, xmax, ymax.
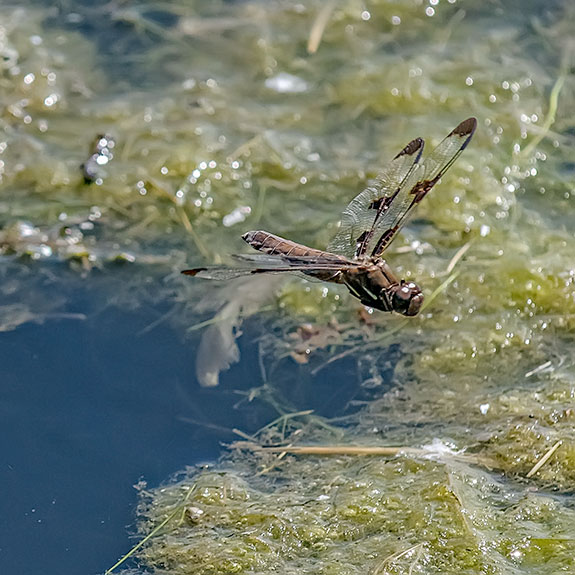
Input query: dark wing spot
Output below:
<box><xmin>371</xmin><ymin>226</ymin><xmax>398</xmax><ymax>256</ymax></box>
<box><xmin>394</xmin><ymin>137</ymin><xmax>424</xmax><ymax>160</ymax></box>
<box><xmin>355</xmin><ymin>230</ymin><xmax>370</xmax><ymax>246</ymax></box>
<box><xmin>409</xmin><ymin>180</ymin><xmax>433</xmax><ymax>202</ymax></box>
<box><xmin>181</xmin><ymin>268</ymin><xmax>207</xmax><ymax>276</ymax></box>
<box><xmin>450</xmin><ymin>117</ymin><xmax>477</xmax><ymax>138</ymax></box>
<box><xmin>368</xmin><ymin>195</ymin><xmax>395</xmax><ymax>211</ymax></box>
<box><xmin>379</xmin><ymin>227</ymin><xmax>396</xmax><ymax>245</ymax></box>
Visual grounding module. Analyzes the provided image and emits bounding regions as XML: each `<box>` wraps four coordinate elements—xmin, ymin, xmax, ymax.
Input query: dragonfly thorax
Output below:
<box><xmin>342</xmin><ymin>260</ymin><xmax>423</xmax><ymax>316</ymax></box>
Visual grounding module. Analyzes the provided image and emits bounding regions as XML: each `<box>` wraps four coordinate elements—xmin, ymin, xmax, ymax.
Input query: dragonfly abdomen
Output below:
<box><xmin>243</xmin><ymin>230</ymin><xmax>331</xmax><ymax>259</ymax></box>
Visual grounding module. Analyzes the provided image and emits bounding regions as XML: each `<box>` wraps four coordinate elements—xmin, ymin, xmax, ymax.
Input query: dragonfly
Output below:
<box><xmin>182</xmin><ymin>117</ymin><xmax>477</xmax><ymax>316</ymax></box>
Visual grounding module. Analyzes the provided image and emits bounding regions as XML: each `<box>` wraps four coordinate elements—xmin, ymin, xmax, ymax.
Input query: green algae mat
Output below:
<box><xmin>2</xmin><ymin>1</ymin><xmax>575</xmax><ymax>573</ymax></box>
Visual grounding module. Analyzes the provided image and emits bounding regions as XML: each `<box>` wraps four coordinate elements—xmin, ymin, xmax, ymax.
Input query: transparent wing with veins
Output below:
<box><xmin>327</xmin><ymin>137</ymin><xmax>424</xmax><ymax>259</ymax></box>
<box><xmin>369</xmin><ymin>117</ymin><xmax>477</xmax><ymax>258</ymax></box>
<box><xmin>182</xmin><ymin>252</ymin><xmax>360</xmax><ymax>281</ymax></box>
<box><xmin>328</xmin><ymin>117</ymin><xmax>477</xmax><ymax>260</ymax></box>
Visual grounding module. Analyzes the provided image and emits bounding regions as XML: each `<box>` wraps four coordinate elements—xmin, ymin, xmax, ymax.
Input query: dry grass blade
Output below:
<box><xmin>248</xmin><ymin>444</ymin><xmax>424</xmax><ymax>456</ymax></box>
<box><xmin>419</xmin><ymin>271</ymin><xmax>459</xmax><ymax>313</ymax></box>
<box><xmin>525</xmin><ymin>360</ymin><xmax>553</xmax><ymax>378</ymax></box>
<box><xmin>443</xmin><ymin>241</ymin><xmax>472</xmax><ymax>275</ymax></box>
<box><xmin>526</xmin><ymin>440</ymin><xmax>562</xmax><ymax>478</ymax></box>
<box><xmin>176</xmin><ymin>205</ymin><xmax>210</xmax><ymax>260</ymax></box>
<box><xmin>371</xmin><ymin>542</ymin><xmax>426</xmax><ymax>575</ymax></box>
<box><xmin>521</xmin><ymin>46</ymin><xmax>570</xmax><ymax>158</ymax></box>
<box><xmin>307</xmin><ymin>1</ymin><xmax>336</xmax><ymax>54</ymax></box>
<box><xmin>105</xmin><ymin>484</ymin><xmax>197</xmax><ymax>574</ymax></box>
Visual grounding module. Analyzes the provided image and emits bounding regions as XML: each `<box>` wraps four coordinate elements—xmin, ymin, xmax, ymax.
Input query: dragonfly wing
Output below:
<box><xmin>369</xmin><ymin>117</ymin><xmax>476</xmax><ymax>258</ymax></box>
<box><xmin>182</xmin><ymin>267</ymin><xmax>267</xmax><ymax>280</ymax></box>
<box><xmin>182</xmin><ymin>253</ymin><xmax>358</xmax><ymax>282</ymax></box>
<box><xmin>327</xmin><ymin>137</ymin><xmax>424</xmax><ymax>259</ymax></box>
<box><xmin>420</xmin><ymin>117</ymin><xmax>477</xmax><ymax>183</ymax></box>
<box><xmin>232</xmin><ymin>252</ymin><xmax>352</xmax><ymax>267</ymax></box>
<box><xmin>182</xmin><ymin>265</ymin><xmax>322</xmax><ymax>281</ymax></box>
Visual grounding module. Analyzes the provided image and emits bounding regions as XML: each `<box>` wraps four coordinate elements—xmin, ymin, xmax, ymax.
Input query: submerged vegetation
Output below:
<box><xmin>2</xmin><ymin>0</ymin><xmax>575</xmax><ymax>573</ymax></box>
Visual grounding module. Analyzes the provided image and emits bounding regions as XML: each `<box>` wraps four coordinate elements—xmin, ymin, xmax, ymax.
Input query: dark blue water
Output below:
<box><xmin>5</xmin><ymin>1</ymin><xmax>564</xmax><ymax>572</ymax></box>
<box><xmin>1</xmin><ymin>263</ymin><xmax>383</xmax><ymax>575</ymax></box>
<box><xmin>0</xmin><ymin>265</ymin><xmax>259</xmax><ymax>575</ymax></box>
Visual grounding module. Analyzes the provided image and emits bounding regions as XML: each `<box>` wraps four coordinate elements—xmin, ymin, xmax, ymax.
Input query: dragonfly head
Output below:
<box><xmin>391</xmin><ymin>280</ymin><xmax>423</xmax><ymax>316</ymax></box>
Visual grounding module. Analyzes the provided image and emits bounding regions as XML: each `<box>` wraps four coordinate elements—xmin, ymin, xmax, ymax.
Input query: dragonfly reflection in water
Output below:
<box><xmin>183</xmin><ymin>118</ymin><xmax>477</xmax><ymax>316</ymax></box>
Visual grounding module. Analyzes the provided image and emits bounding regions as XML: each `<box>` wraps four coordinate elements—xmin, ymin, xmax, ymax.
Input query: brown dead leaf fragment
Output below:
<box><xmin>288</xmin><ymin>321</ymin><xmax>343</xmax><ymax>364</ymax></box>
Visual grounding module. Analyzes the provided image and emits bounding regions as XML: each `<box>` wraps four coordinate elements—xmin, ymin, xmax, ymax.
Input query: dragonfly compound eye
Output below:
<box><xmin>392</xmin><ymin>282</ymin><xmax>424</xmax><ymax>316</ymax></box>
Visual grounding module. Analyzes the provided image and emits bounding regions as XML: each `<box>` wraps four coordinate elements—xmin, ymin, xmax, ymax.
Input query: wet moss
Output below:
<box><xmin>4</xmin><ymin>1</ymin><xmax>575</xmax><ymax>573</ymax></box>
<box><xmin>136</xmin><ymin>447</ymin><xmax>575</xmax><ymax>574</ymax></box>
<box><xmin>127</xmin><ymin>1</ymin><xmax>575</xmax><ymax>570</ymax></box>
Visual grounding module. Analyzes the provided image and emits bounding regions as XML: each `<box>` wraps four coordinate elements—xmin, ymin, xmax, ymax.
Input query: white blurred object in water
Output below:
<box><xmin>223</xmin><ymin>206</ymin><xmax>251</xmax><ymax>227</ymax></box>
<box><xmin>265</xmin><ymin>72</ymin><xmax>308</xmax><ymax>93</ymax></box>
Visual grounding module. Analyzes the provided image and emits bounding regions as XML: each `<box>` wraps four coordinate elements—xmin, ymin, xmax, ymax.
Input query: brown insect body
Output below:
<box><xmin>242</xmin><ymin>230</ymin><xmax>423</xmax><ymax>316</ymax></box>
<box><xmin>182</xmin><ymin>118</ymin><xmax>477</xmax><ymax>316</ymax></box>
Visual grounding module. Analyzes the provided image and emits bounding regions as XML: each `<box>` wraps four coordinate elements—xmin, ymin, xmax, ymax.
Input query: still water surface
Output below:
<box><xmin>2</xmin><ymin>0</ymin><xmax>575</xmax><ymax>573</ymax></box>
<box><xmin>1</xmin><ymin>266</ymin><xmax>375</xmax><ymax>574</ymax></box>
<box><xmin>1</xmin><ymin>268</ymin><xmax>227</xmax><ymax>574</ymax></box>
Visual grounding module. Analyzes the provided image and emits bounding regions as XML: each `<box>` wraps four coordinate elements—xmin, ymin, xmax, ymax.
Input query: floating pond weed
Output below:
<box><xmin>127</xmin><ymin>2</ymin><xmax>575</xmax><ymax>573</ymax></box>
<box><xmin>2</xmin><ymin>1</ymin><xmax>575</xmax><ymax>573</ymax></box>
